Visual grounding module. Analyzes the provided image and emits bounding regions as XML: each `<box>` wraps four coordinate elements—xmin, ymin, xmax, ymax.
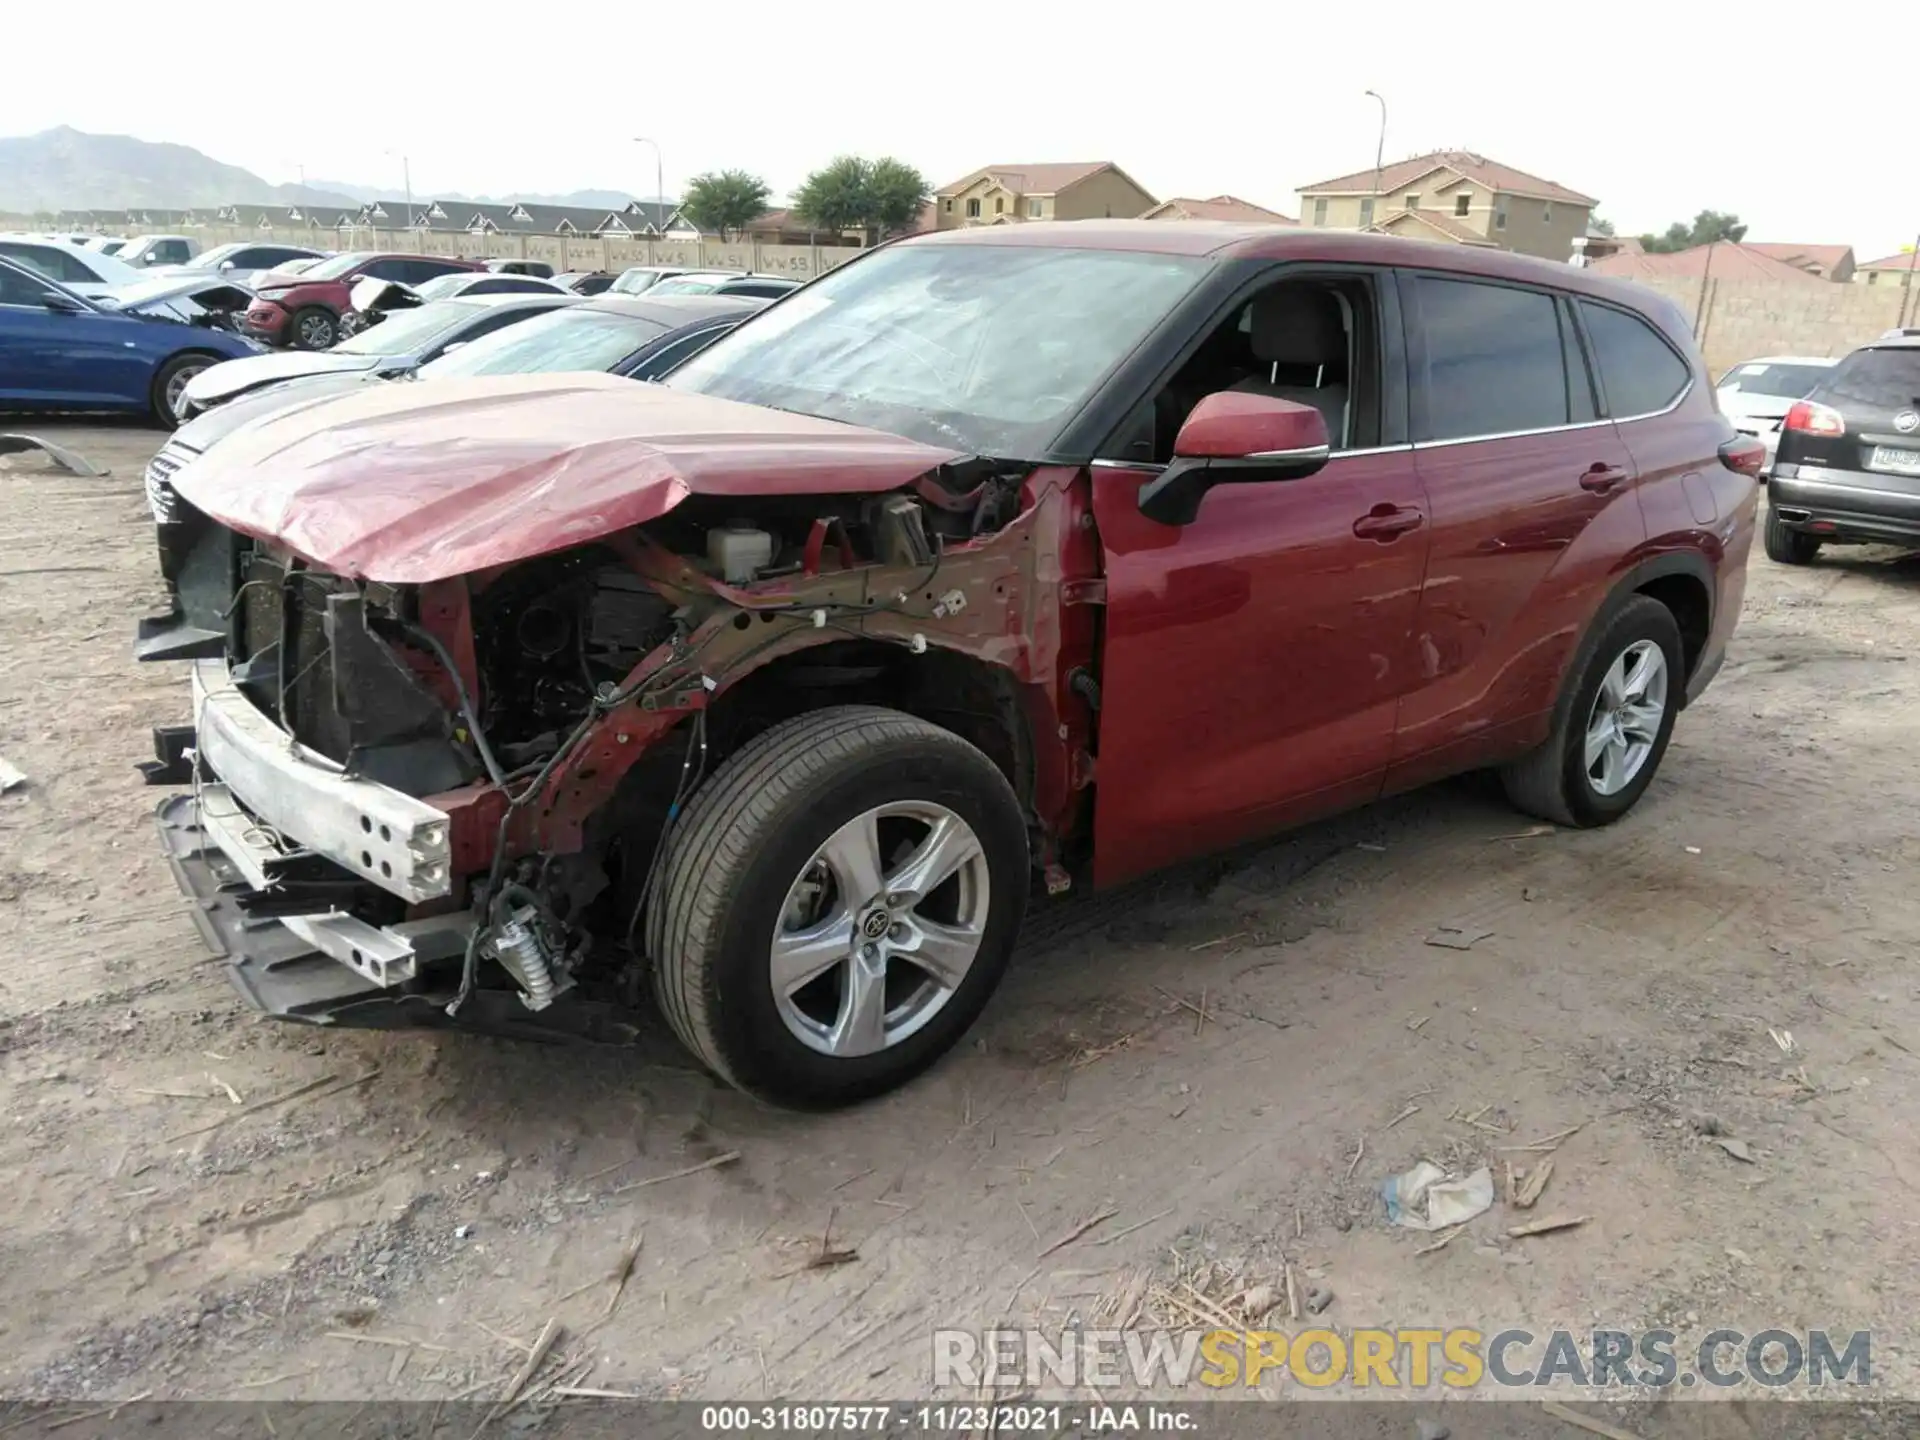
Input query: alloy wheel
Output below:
<box><xmin>1583</xmin><ymin>639</ymin><xmax>1668</xmax><ymax>796</ymax></box>
<box><xmin>165</xmin><ymin>363</ymin><xmax>204</xmax><ymax>420</ymax></box>
<box><xmin>770</xmin><ymin>801</ymin><xmax>990</xmax><ymax>1057</ymax></box>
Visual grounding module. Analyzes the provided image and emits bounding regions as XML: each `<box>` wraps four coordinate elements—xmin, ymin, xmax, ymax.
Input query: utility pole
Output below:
<box><xmin>1902</xmin><ymin>231</ymin><xmax>1920</xmax><ymax>330</ymax></box>
<box><xmin>1364</xmin><ymin>90</ymin><xmax>1387</xmax><ymax>226</ymax></box>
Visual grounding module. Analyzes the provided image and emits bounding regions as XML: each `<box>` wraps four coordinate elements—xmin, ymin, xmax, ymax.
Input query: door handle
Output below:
<box><xmin>1352</xmin><ymin>504</ymin><xmax>1425</xmax><ymax>541</ymax></box>
<box><xmin>1580</xmin><ymin>463</ymin><xmax>1631</xmax><ymax>493</ymax></box>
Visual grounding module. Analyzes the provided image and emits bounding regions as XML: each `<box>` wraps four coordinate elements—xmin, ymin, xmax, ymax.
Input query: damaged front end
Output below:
<box><xmin>138</xmin><ymin>449</ymin><xmax>1098</xmax><ymax>1042</ymax></box>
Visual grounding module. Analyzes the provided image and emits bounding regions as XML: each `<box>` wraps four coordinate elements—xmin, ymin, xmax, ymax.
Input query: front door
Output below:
<box><xmin>1088</xmin><ymin>268</ymin><xmax>1432</xmax><ymax>887</ymax></box>
<box><xmin>0</xmin><ymin>270</ymin><xmax>140</xmax><ymax>407</ymax></box>
<box><xmin>1386</xmin><ymin>272</ymin><xmax>1646</xmax><ymax>790</ymax></box>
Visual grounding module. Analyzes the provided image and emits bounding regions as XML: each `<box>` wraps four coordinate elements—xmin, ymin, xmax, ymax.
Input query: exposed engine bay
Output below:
<box><xmin>139</xmin><ymin>454</ymin><xmax>1097</xmax><ymax>1040</ymax></box>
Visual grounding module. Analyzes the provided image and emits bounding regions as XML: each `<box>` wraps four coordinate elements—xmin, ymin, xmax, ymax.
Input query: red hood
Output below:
<box><xmin>171</xmin><ymin>372</ymin><xmax>964</xmax><ymax>583</ymax></box>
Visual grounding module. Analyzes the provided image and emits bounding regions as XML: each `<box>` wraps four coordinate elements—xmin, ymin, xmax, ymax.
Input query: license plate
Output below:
<box><xmin>1871</xmin><ymin>445</ymin><xmax>1920</xmax><ymax>475</ymax></box>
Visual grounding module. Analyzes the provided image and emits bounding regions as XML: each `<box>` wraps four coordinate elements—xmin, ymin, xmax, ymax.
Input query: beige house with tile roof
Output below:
<box><xmin>1139</xmin><ymin>195</ymin><xmax>1295</xmax><ymax>224</ymax></box>
<box><xmin>934</xmin><ymin>162</ymin><xmax>1155</xmax><ymax>229</ymax></box>
<box><xmin>1296</xmin><ymin>149</ymin><xmax>1597</xmax><ymax>261</ymax></box>
<box><xmin>1854</xmin><ymin>251</ymin><xmax>1919</xmax><ymax>288</ymax></box>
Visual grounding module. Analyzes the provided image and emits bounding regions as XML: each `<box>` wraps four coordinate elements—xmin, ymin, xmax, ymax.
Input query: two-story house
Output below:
<box><xmin>934</xmin><ymin>162</ymin><xmax>1156</xmax><ymax>229</ymax></box>
<box><xmin>1295</xmin><ymin>149</ymin><xmax>1598</xmax><ymax>261</ymax></box>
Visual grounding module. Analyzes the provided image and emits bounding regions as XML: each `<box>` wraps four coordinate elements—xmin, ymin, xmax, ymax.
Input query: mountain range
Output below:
<box><xmin>0</xmin><ymin>128</ymin><xmax>644</xmax><ymax>215</ymax></box>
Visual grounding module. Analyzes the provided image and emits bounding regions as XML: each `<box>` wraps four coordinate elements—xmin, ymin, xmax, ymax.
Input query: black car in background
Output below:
<box><xmin>554</xmin><ymin>271</ymin><xmax>616</xmax><ymax>295</ymax></box>
<box><xmin>1769</xmin><ymin>336</ymin><xmax>1920</xmax><ymax>563</ymax></box>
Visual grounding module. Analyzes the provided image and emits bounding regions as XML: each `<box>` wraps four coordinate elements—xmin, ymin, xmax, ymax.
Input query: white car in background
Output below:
<box><xmin>1716</xmin><ymin>355</ymin><xmax>1839</xmax><ymax>476</ymax></box>
<box><xmin>0</xmin><ymin>234</ymin><xmax>143</xmax><ymax>296</ymax></box>
<box><xmin>118</xmin><ymin>235</ymin><xmax>200</xmax><ymax>268</ymax></box>
<box><xmin>146</xmin><ymin>242</ymin><xmax>329</xmax><ymax>289</ymax></box>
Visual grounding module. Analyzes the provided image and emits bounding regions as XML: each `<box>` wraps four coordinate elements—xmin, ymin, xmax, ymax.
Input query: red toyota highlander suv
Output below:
<box><xmin>244</xmin><ymin>251</ymin><xmax>483</xmax><ymax>350</ymax></box>
<box><xmin>137</xmin><ymin>224</ymin><xmax>1762</xmax><ymax>1108</ymax></box>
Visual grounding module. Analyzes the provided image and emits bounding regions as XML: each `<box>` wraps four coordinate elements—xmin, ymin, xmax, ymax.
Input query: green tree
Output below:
<box><xmin>865</xmin><ymin>157</ymin><xmax>932</xmax><ymax>241</ymax></box>
<box><xmin>677</xmin><ymin>169</ymin><xmax>771</xmax><ymax>240</ymax></box>
<box><xmin>1640</xmin><ymin>209</ymin><xmax>1747</xmax><ymax>253</ymax></box>
<box><xmin>792</xmin><ymin>156</ymin><xmax>871</xmax><ymax>240</ymax></box>
<box><xmin>793</xmin><ymin>155</ymin><xmax>932</xmax><ymax>246</ymax></box>
<box><xmin>1588</xmin><ymin>214</ymin><xmax>1616</xmax><ymax>237</ymax></box>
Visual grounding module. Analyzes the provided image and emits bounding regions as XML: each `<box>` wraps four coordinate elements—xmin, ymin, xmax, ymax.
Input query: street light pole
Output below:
<box><xmin>632</xmin><ymin>137</ymin><xmax>665</xmax><ymax>237</ymax></box>
<box><xmin>1364</xmin><ymin>89</ymin><xmax>1387</xmax><ymax>226</ymax></box>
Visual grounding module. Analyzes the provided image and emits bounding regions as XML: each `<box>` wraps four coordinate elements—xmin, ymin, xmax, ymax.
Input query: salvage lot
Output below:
<box><xmin>2</xmin><ymin>422</ymin><xmax>1918</xmax><ymax>1408</ymax></box>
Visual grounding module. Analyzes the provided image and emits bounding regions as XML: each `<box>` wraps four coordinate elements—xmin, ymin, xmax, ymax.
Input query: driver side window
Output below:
<box><xmin>0</xmin><ymin>262</ymin><xmax>58</xmax><ymax>308</ymax></box>
<box><xmin>1104</xmin><ymin>273</ymin><xmax>1387</xmax><ymax>465</ymax></box>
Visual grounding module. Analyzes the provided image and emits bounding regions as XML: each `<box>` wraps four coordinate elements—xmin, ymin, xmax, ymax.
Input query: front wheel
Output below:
<box><xmin>1500</xmin><ymin>595</ymin><xmax>1684</xmax><ymax>828</ymax></box>
<box><xmin>150</xmin><ymin>353</ymin><xmax>212</xmax><ymax>428</ymax></box>
<box><xmin>290</xmin><ymin>306</ymin><xmax>337</xmax><ymax>350</ymax></box>
<box><xmin>649</xmin><ymin>706</ymin><xmax>1028</xmax><ymax>1109</ymax></box>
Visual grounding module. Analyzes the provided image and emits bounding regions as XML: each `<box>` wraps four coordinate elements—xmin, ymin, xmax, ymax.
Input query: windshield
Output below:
<box><xmin>331</xmin><ymin>300</ymin><xmax>484</xmax><ymax>355</ymax></box>
<box><xmin>421</xmin><ymin>306</ymin><xmax>666</xmax><ymax>378</ymax></box>
<box><xmin>1718</xmin><ymin>361</ymin><xmax>1832</xmax><ymax>400</ymax></box>
<box><xmin>649</xmin><ymin>274</ymin><xmax>732</xmax><ymax>295</ymax></box>
<box><xmin>298</xmin><ymin>252</ymin><xmax>376</xmax><ymax>282</ymax></box>
<box><xmin>667</xmin><ymin>244</ymin><xmax>1209</xmax><ymax>456</ymax></box>
<box><xmin>411</xmin><ymin>273</ymin><xmax>471</xmax><ymax>301</ymax></box>
<box><xmin>183</xmin><ymin>244</ymin><xmax>244</xmax><ymax>271</ymax></box>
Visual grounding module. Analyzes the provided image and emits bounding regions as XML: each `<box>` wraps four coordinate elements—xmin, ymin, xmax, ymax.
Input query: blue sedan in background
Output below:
<box><xmin>0</xmin><ymin>255</ymin><xmax>260</xmax><ymax>427</ymax></box>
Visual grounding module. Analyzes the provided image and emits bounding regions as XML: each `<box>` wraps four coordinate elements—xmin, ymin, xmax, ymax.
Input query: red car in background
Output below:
<box><xmin>244</xmin><ymin>252</ymin><xmax>483</xmax><ymax>350</ymax></box>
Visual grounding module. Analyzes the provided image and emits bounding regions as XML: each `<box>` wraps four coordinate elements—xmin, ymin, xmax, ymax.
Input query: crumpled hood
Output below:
<box><xmin>173</xmin><ymin>371</ymin><xmax>388</xmax><ymax>454</ymax></box>
<box><xmin>185</xmin><ymin>350</ymin><xmax>386</xmax><ymax>407</ymax></box>
<box><xmin>172</xmin><ymin>371</ymin><xmax>965</xmax><ymax>583</ymax></box>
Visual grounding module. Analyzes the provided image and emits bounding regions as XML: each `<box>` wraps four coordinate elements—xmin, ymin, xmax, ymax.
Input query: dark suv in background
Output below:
<box><xmin>1768</xmin><ymin>336</ymin><xmax>1920</xmax><ymax>563</ymax></box>
<box><xmin>243</xmin><ymin>252</ymin><xmax>483</xmax><ymax>350</ymax></box>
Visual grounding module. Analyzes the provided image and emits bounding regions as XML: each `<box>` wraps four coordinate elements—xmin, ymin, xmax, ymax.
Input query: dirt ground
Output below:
<box><xmin>3</xmin><ymin>421</ymin><xmax>1918</xmax><ymax>1416</ymax></box>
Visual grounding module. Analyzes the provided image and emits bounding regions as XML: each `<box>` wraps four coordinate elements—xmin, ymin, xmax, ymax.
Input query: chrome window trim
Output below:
<box><xmin>1411</xmin><ymin>378</ymin><xmax>1694</xmax><ymax>451</ymax></box>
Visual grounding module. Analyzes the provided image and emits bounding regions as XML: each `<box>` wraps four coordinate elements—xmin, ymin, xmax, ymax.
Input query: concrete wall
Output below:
<box><xmin>175</xmin><ymin>224</ymin><xmax>863</xmax><ymax>276</ymax></box>
<box><xmin>1622</xmin><ymin>275</ymin><xmax>1918</xmax><ymax>376</ymax></box>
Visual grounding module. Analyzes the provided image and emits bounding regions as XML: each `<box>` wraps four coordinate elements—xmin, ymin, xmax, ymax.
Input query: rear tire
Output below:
<box><xmin>290</xmin><ymin>306</ymin><xmax>337</xmax><ymax>350</ymax></box>
<box><xmin>649</xmin><ymin>706</ymin><xmax>1028</xmax><ymax>1109</ymax></box>
<box><xmin>1764</xmin><ymin>506</ymin><xmax>1821</xmax><ymax>565</ymax></box>
<box><xmin>1500</xmin><ymin>595</ymin><xmax>1684</xmax><ymax>828</ymax></box>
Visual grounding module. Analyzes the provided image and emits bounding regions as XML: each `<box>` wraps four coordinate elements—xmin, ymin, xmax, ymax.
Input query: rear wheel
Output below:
<box><xmin>1501</xmin><ymin>595</ymin><xmax>1684</xmax><ymax>828</ymax></box>
<box><xmin>290</xmin><ymin>306</ymin><xmax>337</xmax><ymax>350</ymax></box>
<box><xmin>1764</xmin><ymin>506</ymin><xmax>1821</xmax><ymax>565</ymax></box>
<box><xmin>150</xmin><ymin>353</ymin><xmax>213</xmax><ymax>428</ymax></box>
<box><xmin>649</xmin><ymin>706</ymin><xmax>1028</xmax><ymax>1109</ymax></box>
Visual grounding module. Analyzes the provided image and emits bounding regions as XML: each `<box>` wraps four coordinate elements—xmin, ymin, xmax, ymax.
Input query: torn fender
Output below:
<box><xmin>170</xmin><ymin>372</ymin><xmax>965</xmax><ymax>584</ymax></box>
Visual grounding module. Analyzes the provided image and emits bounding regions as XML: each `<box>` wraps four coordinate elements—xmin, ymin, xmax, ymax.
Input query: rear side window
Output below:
<box><xmin>1579</xmin><ymin>301</ymin><xmax>1691</xmax><ymax>417</ymax></box>
<box><xmin>1819</xmin><ymin>347</ymin><xmax>1920</xmax><ymax>413</ymax></box>
<box><xmin>1413</xmin><ymin>277</ymin><xmax>1570</xmax><ymax>441</ymax></box>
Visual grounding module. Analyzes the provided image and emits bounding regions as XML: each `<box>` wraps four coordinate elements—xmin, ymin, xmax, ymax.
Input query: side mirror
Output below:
<box><xmin>40</xmin><ymin>292</ymin><xmax>86</xmax><ymax>315</ymax></box>
<box><xmin>218</xmin><ymin>260</ymin><xmax>236</xmax><ymax>273</ymax></box>
<box><xmin>1137</xmin><ymin>392</ymin><xmax>1332</xmax><ymax>525</ymax></box>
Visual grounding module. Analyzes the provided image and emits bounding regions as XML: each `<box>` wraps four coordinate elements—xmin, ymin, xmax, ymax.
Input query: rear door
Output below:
<box><xmin>1388</xmin><ymin>272</ymin><xmax>1644</xmax><ymax>787</ymax></box>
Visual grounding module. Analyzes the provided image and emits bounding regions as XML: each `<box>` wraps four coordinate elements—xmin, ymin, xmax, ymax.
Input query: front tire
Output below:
<box><xmin>150</xmin><ymin>353</ymin><xmax>212</xmax><ymax>429</ymax></box>
<box><xmin>1500</xmin><ymin>595</ymin><xmax>1684</xmax><ymax>828</ymax></box>
<box><xmin>649</xmin><ymin>706</ymin><xmax>1028</xmax><ymax>1109</ymax></box>
<box><xmin>1764</xmin><ymin>506</ymin><xmax>1821</xmax><ymax>565</ymax></box>
<box><xmin>290</xmin><ymin>306</ymin><xmax>337</xmax><ymax>350</ymax></box>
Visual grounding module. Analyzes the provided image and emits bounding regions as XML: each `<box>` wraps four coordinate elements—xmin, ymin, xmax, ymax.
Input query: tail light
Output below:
<box><xmin>1783</xmin><ymin>400</ymin><xmax>1845</xmax><ymax>436</ymax></box>
<box><xmin>1718</xmin><ymin>434</ymin><xmax>1767</xmax><ymax>477</ymax></box>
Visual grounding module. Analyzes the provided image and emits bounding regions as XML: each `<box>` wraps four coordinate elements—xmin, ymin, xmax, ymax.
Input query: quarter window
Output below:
<box><xmin>1414</xmin><ymin>277</ymin><xmax>1571</xmax><ymax>441</ymax></box>
<box><xmin>1578</xmin><ymin>301</ymin><xmax>1691</xmax><ymax>417</ymax></box>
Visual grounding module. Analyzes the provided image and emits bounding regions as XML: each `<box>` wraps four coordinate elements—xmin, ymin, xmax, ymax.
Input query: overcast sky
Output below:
<box><xmin>6</xmin><ymin>0</ymin><xmax>1914</xmax><ymax>261</ymax></box>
